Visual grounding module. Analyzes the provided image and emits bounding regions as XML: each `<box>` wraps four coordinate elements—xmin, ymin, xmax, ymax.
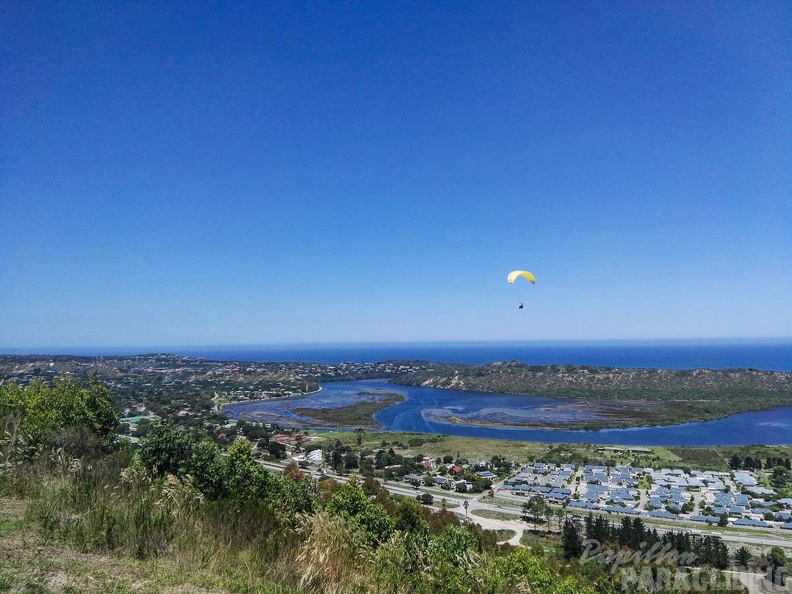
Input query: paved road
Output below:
<box><xmin>258</xmin><ymin>460</ymin><xmax>528</xmax><ymax>545</ymax></box>
<box><xmin>258</xmin><ymin>460</ymin><xmax>792</xmax><ymax>551</ymax></box>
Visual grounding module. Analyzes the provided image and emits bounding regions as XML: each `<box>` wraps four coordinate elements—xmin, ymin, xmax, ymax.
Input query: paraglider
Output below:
<box><xmin>508</xmin><ymin>270</ymin><xmax>535</xmax><ymax>310</ymax></box>
<box><xmin>507</xmin><ymin>270</ymin><xmax>536</xmax><ymax>285</ymax></box>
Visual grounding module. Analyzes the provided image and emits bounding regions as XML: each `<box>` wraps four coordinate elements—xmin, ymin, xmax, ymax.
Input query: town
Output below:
<box><xmin>3</xmin><ymin>354</ymin><xmax>791</xmax><ymax>539</ymax></box>
<box><xmin>0</xmin><ymin>354</ymin><xmax>437</xmax><ymax>440</ymax></box>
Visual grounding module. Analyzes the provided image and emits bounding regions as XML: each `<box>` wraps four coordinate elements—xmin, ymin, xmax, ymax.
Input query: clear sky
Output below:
<box><xmin>1</xmin><ymin>1</ymin><xmax>790</xmax><ymax>348</ymax></box>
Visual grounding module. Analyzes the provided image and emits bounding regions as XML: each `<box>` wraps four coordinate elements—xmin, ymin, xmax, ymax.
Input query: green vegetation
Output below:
<box><xmin>493</xmin><ymin>529</ymin><xmax>516</xmax><ymax>542</ymax></box>
<box><xmin>292</xmin><ymin>393</ymin><xmax>404</xmax><ymax>427</ymax></box>
<box><xmin>313</xmin><ymin>429</ymin><xmax>792</xmax><ymax>473</ymax></box>
<box><xmin>396</xmin><ymin>362</ymin><xmax>792</xmax><ymax>428</ymax></box>
<box><xmin>3</xmin><ymin>355</ymin><xmax>790</xmax><ymax>435</ymax></box>
<box><xmin>0</xmin><ymin>378</ymin><xmax>615</xmax><ymax>594</ymax></box>
<box><xmin>471</xmin><ymin>509</ymin><xmax>522</xmax><ymax>521</ymax></box>
<box><xmin>0</xmin><ymin>518</ymin><xmax>22</xmax><ymax>537</ymax></box>
<box><xmin>0</xmin><ymin>378</ymin><xmax>769</xmax><ymax>593</ymax></box>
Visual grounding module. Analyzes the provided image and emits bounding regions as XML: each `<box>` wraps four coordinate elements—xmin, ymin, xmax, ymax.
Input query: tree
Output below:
<box><xmin>283</xmin><ymin>460</ymin><xmax>304</xmax><ymax>481</ymax></box>
<box><xmin>361</xmin><ymin>475</ymin><xmax>380</xmax><ymax>497</ymax></box>
<box><xmin>138</xmin><ymin>422</ymin><xmax>198</xmax><ymax>477</ymax></box>
<box><xmin>187</xmin><ymin>439</ymin><xmax>223</xmax><ymax>498</ymax></box>
<box><xmin>267</xmin><ymin>440</ymin><xmax>287</xmax><ymax>459</ymax></box>
<box><xmin>0</xmin><ymin>377</ymin><xmax>119</xmax><ymax>456</ymax></box>
<box><xmin>522</xmin><ymin>496</ymin><xmax>547</xmax><ymax>530</ymax></box>
<box><xmin>734</xmin><ymin>546</ymin><xmax>752</xmax><ymax>567</ymax></box>
<box><xmin>326</xmin><ymin>483</ymin><xmax>395</xmax><ymax>545</ymax></box>
<box><xmin>355</xmin><ymin>427</ymin><xmax>365</xmax><ymax>446</ymax></box>
<box><xmin>768</xmin><ymin>547</ymin><xmax>787</xmax><ymax>586</ymax></box>
<box><xmin>343</xmin><ymin>451</ymin><xmax>359</xmax><ymax>469</ymax></box>
<box><xmin>397</xmin><ymin>498</ymin><xmax>429</xmax><ymax>534</ymax></box>
<box><xmin>562</xmin><ymin>517</ymin><xmax>583</xmax><ymax>559</ymax></box>
<box><xmin>771</xmin><ymin>466</ymin><xmax>791</xmax><ymax>489</ymax></box>
<box><xmin>417</xmin><ymin>492</ymin><xmax>434</xmax><ymax>506</ymax></box>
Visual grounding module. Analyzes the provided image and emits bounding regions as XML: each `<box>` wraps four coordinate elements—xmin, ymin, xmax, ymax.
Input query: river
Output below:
<box><xmin>224</xmin><ymin>379</ymin><xmax>792</xmax><ymax>446</ymax></box>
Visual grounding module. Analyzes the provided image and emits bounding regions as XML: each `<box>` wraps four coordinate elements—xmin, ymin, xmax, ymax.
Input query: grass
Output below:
<box><xmin>487</xmin><ymin>496</ymin><xmax>525</xmax><ymax>510</ymax></box>
<box><xmin>519</xmin><ymin>530</ymin><xmax>559</xmax><ymax>551</ymax></box>
<box><xmin>493</xmin><ymin>529</ymin><xmax>516</xmax><ymax>542</ymax></box>
<box><xmin>0</xmin><ymin>520</ymin><xmax>23</xmax><ymax>537</ymax></box>
<box><xmin>470</xmin><ymin>509</ymin><xmax>521</xmax><ymax>521</ymax></box>
<box><xmin>314</xmin><ymin>430</ymin><xmax>560</xmax><ymax>463</ymax></box>
<box><xmin>312</xmin><ymin>431</ymin><xmax>792</xmax><ymax>479</ymax></box>
<box><xmin>0</xmin><ymin>510</ymin><xmax>300</xmax><ymax>594</ymax></box>
<box><xmin>292</xmin><ymin>393</ymin><xmax>404</xmax><ymax>428</ymax></box>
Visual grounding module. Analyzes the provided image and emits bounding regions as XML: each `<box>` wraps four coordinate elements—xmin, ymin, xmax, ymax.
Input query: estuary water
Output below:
<box><xmin>205</xmin><ymin>340</ymin><xmax>792</xmax><ymax>446</ymax></box>
<box><xmin>224</xmin><ymin>378</ymin><xmax>792</xmax><ymax>446</ymax></box>
<box><xmin>14</xmin><ymin>339</ymin><xmax>790</xmax><ymax>446</ymax></box>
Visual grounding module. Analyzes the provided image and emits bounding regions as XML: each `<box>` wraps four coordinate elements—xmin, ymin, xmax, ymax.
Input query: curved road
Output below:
<box><xmin>259</xmin><ymin>461</ymin><xmax>792</xmax><ymax>551</ymax></box>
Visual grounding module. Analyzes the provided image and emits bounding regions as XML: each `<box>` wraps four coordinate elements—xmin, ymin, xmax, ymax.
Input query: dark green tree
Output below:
<box><xmin>768</xmin><ymin>547</ymin><xmax>787</xmax><ymax>586</ymax></box>
<box><xmin>562</xmin><ymin>517</ymin><xmax>583</xmax><ymax>559</ymax></box>
<box><xmin>771</xmin><ymin>466</ymin><xmax>791</xmax><ymax>489</ymax></box>
<box><xmin>734</xmin><ymin>546</ymin><xmax>752</xmax><ymax>567</ymax></box>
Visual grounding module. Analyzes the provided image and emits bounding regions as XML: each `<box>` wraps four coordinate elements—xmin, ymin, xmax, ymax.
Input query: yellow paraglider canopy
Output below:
<box><xmin>508</xmin><ymin>270</ymin><xmax>536</xmax><ymax>284</ymax></box>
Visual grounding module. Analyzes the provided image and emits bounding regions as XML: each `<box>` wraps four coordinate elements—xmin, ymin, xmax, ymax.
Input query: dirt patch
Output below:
<box><xmin>0</xmin><ymin>497</ymin><xmax>27</xmax><ymax>521</ymax></box>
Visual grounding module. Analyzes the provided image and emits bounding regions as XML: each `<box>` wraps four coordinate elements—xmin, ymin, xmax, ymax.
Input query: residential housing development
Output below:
<box><xmin>497</xmin><ymin>461</ymin><xmax>792</xmax><ymax>531</ymax></box>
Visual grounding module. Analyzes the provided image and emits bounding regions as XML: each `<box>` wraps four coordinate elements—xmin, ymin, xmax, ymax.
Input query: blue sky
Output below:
<box><xmin>1</xmin><ymin>1</ymin><xmax>790</xmax><ymax>348</ymax></box>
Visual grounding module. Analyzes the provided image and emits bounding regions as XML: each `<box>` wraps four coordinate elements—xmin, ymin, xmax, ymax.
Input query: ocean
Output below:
<box><xmin>7</xmin><ymin>339</ymin><xmax>791</xmax><ymax>371</ymax></box>
<box><xmin>156</xmin><ymin>339</ymin><xmax>791</xmax><ymax>371</ymax></box>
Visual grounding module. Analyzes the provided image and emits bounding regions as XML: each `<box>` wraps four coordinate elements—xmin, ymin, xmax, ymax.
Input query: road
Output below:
<box><xmin>258</xmin><ymin>460</ymin><xmax>792</xmax><ymax>551</ymax></box>
<box><xmin>258</xmin><ymin>460</ymin><xmax>527</xmax><ymax>545</ymax></box>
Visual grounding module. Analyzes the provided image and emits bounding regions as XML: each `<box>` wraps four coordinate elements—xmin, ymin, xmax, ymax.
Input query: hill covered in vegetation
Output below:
<box><xmin>0</xmin><ymin>377</ymin><xmax>751</xmax><ymax>593</ymax></box>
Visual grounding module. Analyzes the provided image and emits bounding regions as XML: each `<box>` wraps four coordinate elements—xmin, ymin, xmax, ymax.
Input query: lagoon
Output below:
<box><xmin>224</xmin><ymin>379</ymin><xmax>792</xmax><ymax>446</ymax></box>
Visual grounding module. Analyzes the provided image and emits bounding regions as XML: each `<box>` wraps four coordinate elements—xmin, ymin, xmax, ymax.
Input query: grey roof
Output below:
<box><xmin>603</xmin><ymin>505</ymin><xmax>641</xmax><ymax>515</ymax></box>
<box><xmin>690</xmin><ymin>515</ymin><xmax>720</xmax><ymax>524</ymax></box>
<box><xmin>648</xmin><ymin>510</ymin><xmax>677</xmax><ymax>519</ymax></box>
<box><xmin>734</xmin><ymin>518</ymin><xmax>769</xmax><ymax>528</ymax></box>
<box><xmin>568</xmin><ymin>501</ymin><xmax>598</xmax><ymax>510</ymax></box>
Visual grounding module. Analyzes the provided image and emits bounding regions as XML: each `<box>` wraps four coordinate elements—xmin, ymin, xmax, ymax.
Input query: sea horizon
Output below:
<box><xmin>2</xmin><ymin>337</ymin><xmax>791</xmax><ymax>372</ymax></box>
